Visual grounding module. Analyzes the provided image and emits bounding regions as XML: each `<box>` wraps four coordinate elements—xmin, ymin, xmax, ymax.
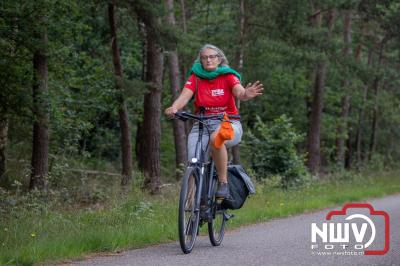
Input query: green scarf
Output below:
<box><xmin>188</xmin><ymin>60</ymin><xmax>241</xmax><ymax>81</ymax></box>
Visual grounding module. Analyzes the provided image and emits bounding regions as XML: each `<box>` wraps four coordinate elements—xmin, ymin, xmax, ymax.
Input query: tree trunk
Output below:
<box><xmin>306</xmin><ymin>8</ymin><xmax>336</xmax><ymax>174</ymax></box>
<box><xmin>345</xmin><ymin>117</ymin><xmax>353</xmax><ymax>169</ymax></box>
<box><xmin>306</xmin><ymin>60</ymin><xmax>326</xmax><ymax>174</ymax></box>
<box><xmin>133</xmin><ymin>3</ymin><xmax>164</xmax><ymax>193</ymax></box>
<box><xmin>178</xmin><ymin>0</ymin><xmax>193</xmax><ymax>136</ymax></box>
<box><xmin>232</xmin><ymin>0</ymin><xmax>246</xmax><ymax>164</ymax></box>
<box><xmin>368</xmin><ymin>40</ymin><xmax>385</xmax><ymax>160</ymax></box>
<box><xmin>336</xmin><ymin>10</ymin><xmax>352</xmax><ymax>167</ymax></box>
<box><xmin>30</xmin><ymin>31</ymin><xmax>49</xmax><ymax>190</ymax></box>
<box><xmin>179</xmin><ymin>0</ymin><xmax>187</xmax><ymax>34</ymax></box>
<box><xmin>0</xmin><ymin>114</ymin><xmax>8</xmax><ymax>185</ymax></box>
<box><xmin>369</xmin><ymin>83</ymin><xmax>379</xmax><ymax>160</ymax></box>
<box><xmin>178</xmin><ymin>0</ymin><xmax>188</xmax><ymax>87</ymax></box>
<box><xmin>136</xmin><ymin>18</ymin><xmax>147</xmax><ymax>172</ymax></box>
<box><xmin>355</xmin><ymin>48</ymin><xmax>372</xmax><ymax>164</ymax></box>
<box><xmin>0</xmin><ymin>17</ymin><xmax>18</xmax><ymax>185</ymax></box>
<box><xmin>337</xmin><ymin>94</ymin><xmax>350</xmax><ymax>165</ymax></box>
<box><xmin>234</xmin><ymin>0</ymin><xmax>245</xmax><ymax>73</ymax></box>
<box><xmin>108</xmin><ymin>1</ymin><xmax>133</xmax><ymax>186</ymax></box>
<box><xmin>135</xmin><ymin>121</ymin><xmax>145</xmax><ymax>171</ymax></box>
<box><xmin>166</xmin><ymin>0</ymin><xmax>187</xmax><ymax>178</ymax></box>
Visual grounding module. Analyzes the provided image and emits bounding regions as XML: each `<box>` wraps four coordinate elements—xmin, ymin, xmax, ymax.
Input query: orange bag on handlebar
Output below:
<box><xmin>213</xmin><ymin>113</ymin><xmax>234</xmax><ymax>149</ymax></box>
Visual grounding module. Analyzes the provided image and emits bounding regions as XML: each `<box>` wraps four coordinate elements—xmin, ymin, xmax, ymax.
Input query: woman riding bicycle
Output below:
<box><xmin>165</xmin><ymin>44</ymin><xmax>263</xmax><ymax>199</ymax></box>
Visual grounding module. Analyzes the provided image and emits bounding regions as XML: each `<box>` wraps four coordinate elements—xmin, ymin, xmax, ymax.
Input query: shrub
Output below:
<box><xmin>245</xmin><ymin>115</ymin><xmax>308</xmax><ymax>188</ymax></box>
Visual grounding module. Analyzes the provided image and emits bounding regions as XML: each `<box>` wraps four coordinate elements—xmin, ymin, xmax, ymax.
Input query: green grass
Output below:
<box><xmin>1</xmin><ymin>170</ymin><xmax>400</xmax><ymax>265</ymax></box>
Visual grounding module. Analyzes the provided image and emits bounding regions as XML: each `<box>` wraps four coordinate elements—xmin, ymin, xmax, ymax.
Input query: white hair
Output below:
<box><xmin>197</xmin><ymin>44</ymin><xmax>229</xmax><ymax>66</ymax></box>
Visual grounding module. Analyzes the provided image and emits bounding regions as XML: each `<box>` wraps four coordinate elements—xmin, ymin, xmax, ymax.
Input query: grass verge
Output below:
<box><xmin>1</xmin><ymin>170</ymin><xmax>400</xmax><ymax>265</ymax></box>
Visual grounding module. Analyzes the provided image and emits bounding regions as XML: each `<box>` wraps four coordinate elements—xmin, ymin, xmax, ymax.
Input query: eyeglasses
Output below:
<box><xmin>200</xmin><ymin>54</ymin><xmax>220</xmax><ymax>61</ymax></box>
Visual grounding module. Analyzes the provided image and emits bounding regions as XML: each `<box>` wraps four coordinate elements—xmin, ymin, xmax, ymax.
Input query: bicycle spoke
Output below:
<box><xmin>184</xmin><ymin>218</ymin><xmax>192</xmax><ymax>236</ymax></box>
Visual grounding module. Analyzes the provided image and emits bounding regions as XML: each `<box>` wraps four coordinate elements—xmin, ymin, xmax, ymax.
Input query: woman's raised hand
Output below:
<box><xmin>244</xmin><ymin>81</ymin><xmax>264</xmax><ymax>99</ymax></box>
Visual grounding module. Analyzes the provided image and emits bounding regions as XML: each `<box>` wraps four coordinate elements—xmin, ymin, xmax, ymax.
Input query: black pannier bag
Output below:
<box><xmin>221</xmin><ymin>165</ymin><xmax>255</xmax><ymax>210</ymax></box>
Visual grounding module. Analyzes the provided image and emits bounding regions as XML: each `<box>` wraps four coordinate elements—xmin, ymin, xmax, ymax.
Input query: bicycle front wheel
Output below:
<box><xmin>208</xmin><ymin>179</ymin><xmax>226</xmax><ymax>246</ymax></box>
<box><xmin>178</xmin><ymin>167</ymin><xmax>200</xmax><ymax>254</ymax></box>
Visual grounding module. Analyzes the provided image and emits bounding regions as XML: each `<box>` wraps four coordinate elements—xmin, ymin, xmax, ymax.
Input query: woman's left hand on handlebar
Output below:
<box><xmin>165</xmin><ymin>106</ymin><xmax>178</xmax><ymax>118</ymax></box>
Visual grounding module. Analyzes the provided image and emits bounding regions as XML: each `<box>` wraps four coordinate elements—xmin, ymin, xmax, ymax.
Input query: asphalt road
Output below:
<box><xmin>75</xmin><ymin>194</ymin><xmax>400</xmax><ymax>266</ymax></box>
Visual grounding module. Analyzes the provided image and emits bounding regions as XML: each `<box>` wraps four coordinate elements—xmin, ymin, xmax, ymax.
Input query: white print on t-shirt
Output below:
<box><xmin>211</xmin><ymin>88</ymin><xmax>224</xmax><ymax>96</ymax></box>
<box><xmin>206</xmin><ymin>106</ymin><xmax>227</xmax><ymax>111</ymax></box>
<box><xmin>186</xmin><ymin>81</ymin><xmax>192</xmax><ymax>85</ymax></box>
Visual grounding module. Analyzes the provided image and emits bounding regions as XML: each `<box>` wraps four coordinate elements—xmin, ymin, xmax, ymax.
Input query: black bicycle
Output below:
<box><xmin>175</xmin><ymin>111</ymin><xmax>239</xmax><ymax>254</ymax></box>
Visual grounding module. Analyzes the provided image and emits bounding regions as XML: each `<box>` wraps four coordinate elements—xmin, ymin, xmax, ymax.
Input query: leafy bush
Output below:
<box><xmin>245</xmin><ymin>115</ymin><xmax>308</xmax><ymax>188</ymax></box>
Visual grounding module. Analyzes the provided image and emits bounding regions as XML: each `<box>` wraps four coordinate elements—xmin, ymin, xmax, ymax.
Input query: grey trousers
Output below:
<box><xmin>187</xmin><ymin>120</ymin><xmax>243</xmax><ymax>162</ymax></box>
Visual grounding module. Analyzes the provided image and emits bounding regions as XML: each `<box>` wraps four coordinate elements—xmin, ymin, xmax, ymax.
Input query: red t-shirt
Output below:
<box><xmin>184</xmin><ymin>74</ymin><xmax>241</xmax><ymax>115</ymax></box>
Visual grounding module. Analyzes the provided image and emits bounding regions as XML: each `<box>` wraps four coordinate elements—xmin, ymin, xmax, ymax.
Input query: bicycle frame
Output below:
<box><xmin>188</xmin><ymin>114</ymin><xmax>215</xmax><ymax>221</ymax></box>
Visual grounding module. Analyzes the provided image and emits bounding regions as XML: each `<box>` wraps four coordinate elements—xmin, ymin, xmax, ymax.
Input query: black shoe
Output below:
<box><xmin>215</xmin><ymin>182</ymin><xmax>230</xmax><ymax>199</ymax></box>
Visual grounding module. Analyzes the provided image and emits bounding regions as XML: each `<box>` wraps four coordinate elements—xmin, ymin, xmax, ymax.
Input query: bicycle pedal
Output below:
<box><xmin>223</xmin><ymin>213</ymin><xmax>234</xmax><ymax>221</ymax></box>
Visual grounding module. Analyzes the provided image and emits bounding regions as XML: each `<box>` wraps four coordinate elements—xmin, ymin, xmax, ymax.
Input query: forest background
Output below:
<box><xmin>0</xmin><ymin>0</ymin><xmax>400</xmax><ymax>263</ymax></box>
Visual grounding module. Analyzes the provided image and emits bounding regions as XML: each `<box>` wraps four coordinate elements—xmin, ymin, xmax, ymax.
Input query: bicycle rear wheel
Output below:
<box><xmin>178</xmin><ymin>167</ymin><xmax>200</xmax><ymax>254</ymax></box>
<box><xmin>208</xmin><ymin>178</ymin><xmax>226</xmax><ymax>246</ymax></box>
